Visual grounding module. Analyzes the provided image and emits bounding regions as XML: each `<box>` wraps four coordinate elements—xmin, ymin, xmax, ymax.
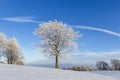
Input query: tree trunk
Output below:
<box><xmin>55</xmin><ymin>54</ymin><xmax>59</xmax><ymax>69</ymax></box>
<box><xmin>10</xmin><ymin>61</ymin><xmax>12</xmax><ymax>64</ymax></box>
<box><xmin>8</xmin><ymin>59</ymin><xmax>9</xmax><ymax>64</ymax></box>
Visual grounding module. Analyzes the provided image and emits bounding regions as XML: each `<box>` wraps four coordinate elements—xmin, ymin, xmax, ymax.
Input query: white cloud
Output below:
<box><xmin>73</xmin><ymin>50</ymin><xmax>120</xmax><ymax>60</ymax></box>
<box><xmin>1</xmin><ymin>16</ymin><xmax>41</xmax><ymax>23</ymax></box>
<box><xmin>74</xmin><ymin>26</ymin><xmax>120</xmax><ymax>38</ymax></box>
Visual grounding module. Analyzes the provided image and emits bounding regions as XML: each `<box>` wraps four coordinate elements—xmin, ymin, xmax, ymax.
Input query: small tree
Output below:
<box><xmin>96</xmin><ymin>61</ymin><xmax>109</xmax><ymax>70</ymax></box>
<box><xmin>111</xmin><ymin>59</ymin><xmax>120</xmax><ymax>70</ymax></box>
<box><xmin>4</xmin><ymin>37</ymin><xmax>23</xmax><ymax>64</ymax></box>
<box><xmin>34</xmin><ymin>20</ymin><xmax>81</xmax><ymax>68</ymax></box>
<box><xmin>16</xmin><ymin>60</ymin><xmax>24</xmax><ymax>65</ymax></box>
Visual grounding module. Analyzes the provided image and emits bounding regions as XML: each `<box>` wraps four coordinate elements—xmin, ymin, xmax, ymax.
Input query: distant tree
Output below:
<box><xmin>67</xmin><ymin>66</ymin><xmax>93</xmax><ymax>71</ymax></box>
<box><xmin>34</xmin><ymin>20</ymin><xmax>81</xmax><ymax>69</ymax></box>
<box><xmin>0</xmin><ymin>61</ymin><xmax>5</xmax><ymax>64</ymax></box>
<box><xmin>96</xmin><ymin>61</ymin><xmax>109</xmax><ymax>70</ymax></box>
<box><xmin>16</xmin><ymin>60</ymin><xmax>24</xmax><ymax>65</ymax></box>
<box><xmin>0</xmin><ymin>33</ymin><xmax>7</xmax><ymax>57</ymax></box>
<box><xmin>111</xmin><ymin>59</ymin><xmax>120</xmax><ymax>70</ymax></box>
<box><xmin>4</xmin><ymin>37</ymin><xmax>23</xmax><ymax>64</ymax></box>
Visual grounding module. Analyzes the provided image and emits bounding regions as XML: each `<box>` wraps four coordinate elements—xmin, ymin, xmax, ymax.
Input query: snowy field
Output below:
<box><xmin>0</xmin><ymin>64</ymin><xmax>119</xmax><ymax>80</ymax></box>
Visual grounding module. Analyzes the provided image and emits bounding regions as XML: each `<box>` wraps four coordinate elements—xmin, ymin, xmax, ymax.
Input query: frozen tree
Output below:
<box><xmin>0</xmin><ymin>33</ymin><xmax>7</xmax><ymax>57</ymax></box>
<box><xmin>34</xmin><ymin>20</ymin><xmax>81</xmax><ymax>68</ymax></box>
<box><xmin>4</xmin><ymin>37</ymin><xmax>23</xmax><ymax>64</ymax></box>
<box><xmin>96</xmin><ymin>61</ymin><xmax>109</xmax><ymax>70</ymax></box>
<box><xmin>111</xmin><ymin>59</ymin><xmax>120</xmax><ymax>70</ymax></box>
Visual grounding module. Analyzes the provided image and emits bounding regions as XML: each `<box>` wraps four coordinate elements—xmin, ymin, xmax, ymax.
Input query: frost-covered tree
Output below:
<box><xmin>0</xmin><ymin>33</ymin><xmax>7</xmax><ymax>57</ymax></box>
<box><xmin>4</xmin><ymin>37</ymin><xmax>23</xmax><ymax>64</ymax></box>
<box><xmin>34</xmin><ymin>20</ymin><xmax>81</xmax><ymax>68</ymax></box>
<box><xmin>96</xmin><ymin>61</ymin><xmax>109</xmax><ymax>70</ymax></box>
<box><xmin>111</xmin><ymin>59</ymin><xmax>120</xmax><ymax>70</ymax></box>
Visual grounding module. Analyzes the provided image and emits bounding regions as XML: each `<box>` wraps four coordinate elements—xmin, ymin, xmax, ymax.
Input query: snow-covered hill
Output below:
<box><xmin>0</xmin><ymin>64</ymin><xmax>119</xmax><ymax>80</ymax></box>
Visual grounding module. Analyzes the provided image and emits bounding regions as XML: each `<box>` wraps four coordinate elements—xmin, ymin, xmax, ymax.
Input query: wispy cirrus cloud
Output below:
<box><xmin>74</xmin><ymin>26</ymin><xmax>120</xmax><ymax>38</ymax></box>
<box><xmin>1</xmin><ymin>16</ymin><xmax>41</xmax><ymax>23</ymax></box>
<box><xmin>1</xmin><ymin>17</ymin><xmax>120</xmax><ymax>38</ymax></box>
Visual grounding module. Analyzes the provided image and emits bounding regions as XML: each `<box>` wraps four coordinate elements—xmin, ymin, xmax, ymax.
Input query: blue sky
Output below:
<box><xmin>0</xmin><ymin>0</ymin><xmax>120</xmax><ymax>68</ymax></box>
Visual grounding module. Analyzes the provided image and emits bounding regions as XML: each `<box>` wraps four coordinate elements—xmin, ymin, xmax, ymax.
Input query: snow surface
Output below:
<box><xmin>0</xmin><ymin>64</ymin><xmax>119</xmax><ymax>80</ymax></box>
<box><xmin>92</xmin><ymin>71</ymin><xmax>120</xmax><ymax>79</ymax></box>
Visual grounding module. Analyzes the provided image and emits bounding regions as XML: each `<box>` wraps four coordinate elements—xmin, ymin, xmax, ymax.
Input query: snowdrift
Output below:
<box><xmin>0</xmin><ymin>64</ymin><xmax>119</xmax><ymax>80</ymax></box>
